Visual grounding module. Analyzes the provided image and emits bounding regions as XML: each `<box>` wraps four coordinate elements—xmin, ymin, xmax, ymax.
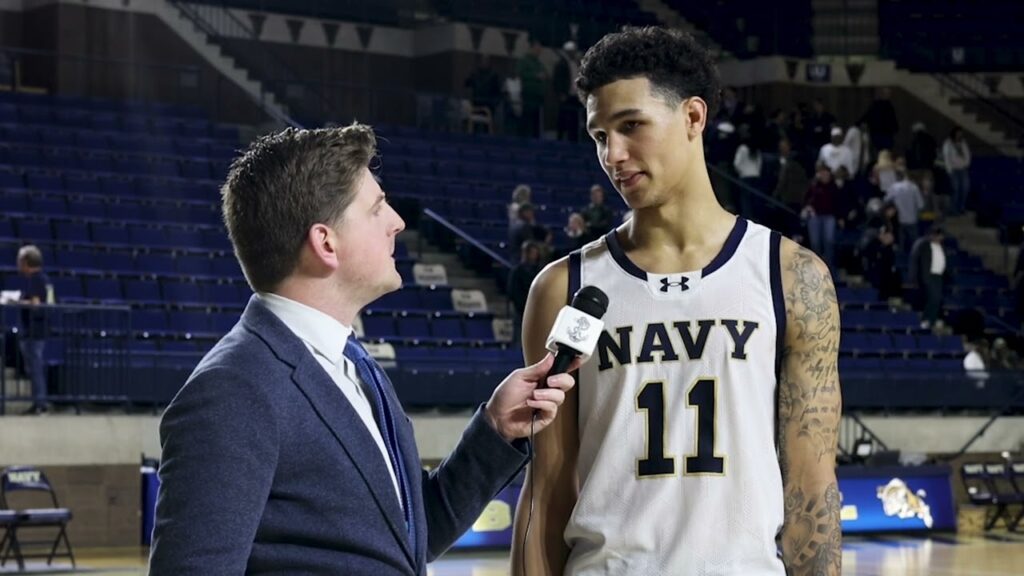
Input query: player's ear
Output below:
<box><xmin>682</xmin><ymin>97</ymin><xmax>708</xmax><ymax>139</ymax></box>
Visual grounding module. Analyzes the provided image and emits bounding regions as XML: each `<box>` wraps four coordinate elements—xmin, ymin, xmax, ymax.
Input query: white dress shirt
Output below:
<box><xmin>259</xmin><ymin>292</ymin><xmax>401</xmax><ymax>500</ymax></box>
<box><xmin>929</xmin><ymin>242</ymin><xmax>946</xmax><ymax>275</ymax></box>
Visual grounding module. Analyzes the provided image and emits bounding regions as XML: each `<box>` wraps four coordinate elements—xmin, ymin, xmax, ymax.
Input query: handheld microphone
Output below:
<box><xmin>542</xmin><ymin>285</ymin><xmax>610</xmax><ymax>381</ymax></box>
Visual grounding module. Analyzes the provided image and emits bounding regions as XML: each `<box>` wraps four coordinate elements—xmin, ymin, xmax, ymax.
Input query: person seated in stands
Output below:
<box><xmin>963</xmin><ymin>338</ymin><xmax>990</xmax><ymax>384</ymax></box>
<box><xmin>508</xmin><ymin>183</ymin><xmax>532</xmax><ymax>229</ymax></box>
<box><xmin>909</xmin><ymin>226</ymin><xmax>951</xmax><ymax>330</ymax></box>
<box><xmin>580</xmin><ymin>184</ymin><xmax>614</xmax><ymax>237</ymax></box>
<box><xmin>464</xmin><ymin>54</ymin><xmax>503</xmax><ymax>126</ymax></box>
<box><xmin>506</xmin><ymin>240</ymin><xmax>543</xmax><ymax>346</ymax></box>
<box><xmin>991</xmin><ymin>337</ymin><xmax>1021</xmax><ymax>370</ymax></box>
<box><xmin>14</xmin><ymin>244</ymin><xmax>53</xmax><ymax>414</ymax></box>
<box><xmin>509</xmin><ymin>203</ymin><xmax>552</xmax><ymax>261</ymax></box>
<box><xmin>563</xmin><ymin>212</ymin><xmax>590</xmax><ymax>254</ymax></box>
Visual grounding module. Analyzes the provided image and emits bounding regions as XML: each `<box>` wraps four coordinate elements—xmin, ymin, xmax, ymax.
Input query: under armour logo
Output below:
<box><xmin>659</xmin><ymin>277</ymin><xmax>689</xmax><ymax>293</ymax></box>
<box><xmin>567</xmin><ymin>316</ymin><xmax>591</xmax><ymax>343</ymax></box>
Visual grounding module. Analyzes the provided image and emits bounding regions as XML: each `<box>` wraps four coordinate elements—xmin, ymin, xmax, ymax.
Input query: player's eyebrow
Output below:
<box><xmin>588</xmin><ymin>108</ymin><xmax>643</xmax><ymax>132</ymax></box>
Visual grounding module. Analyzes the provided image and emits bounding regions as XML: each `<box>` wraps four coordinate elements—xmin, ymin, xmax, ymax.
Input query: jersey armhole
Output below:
<box><xmin>568</xmin><ymin>250</ymin><xmax>582</xmax><ymax>305</ymax></box>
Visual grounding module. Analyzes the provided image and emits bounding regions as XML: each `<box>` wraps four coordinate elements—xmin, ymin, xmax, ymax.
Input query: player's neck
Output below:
<box><xmin>627</xmin><ymin>174</ymin><xmax>733</xmax><ymax>252</ymax></box>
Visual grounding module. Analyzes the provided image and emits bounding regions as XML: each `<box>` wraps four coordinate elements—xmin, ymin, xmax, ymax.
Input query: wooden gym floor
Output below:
<box><xmin>2</xmin><ymin>532</ymin><xmax>1023</xmax><ymax>575</ymax></box>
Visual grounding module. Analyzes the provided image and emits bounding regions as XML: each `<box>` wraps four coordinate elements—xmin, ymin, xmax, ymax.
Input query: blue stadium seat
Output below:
<box><xmin>169</xmin><ymin>310</ymin><xmax>210</xmax><ymax>334</ymax></box>
<box><xmin>209</xmin><ymin>312</ymin><xmax>238</xmax><ymax>333</ymax></box>
<box><xmin>361</xmin><ymin>314</ymin><xmax>397</xmax><ymax>339</ymax></box>
<box><xmin>431</xmin><ymin>317</ymin><xmax>464</xmax><ymax>340</ymax></box>
<box><xmin>49</xmin><ymin>276</ymin><xmax>83</xmax><ymax>300</ymax></box>
<box><xmin>134</xmin><ymin>253</ymin><xmax>175</xmax><ymax>275</ymax></box>
<box><xmin>205</xmin><ymin>283</ymin><xmax>243</xmax><ymax>305</ymax></box>
<box><xmin>52</xmin><ymin>221</ymin><xmax>89</xmax><ymax>243</ymax></box>
<box><xmin>162</xmin><ymin>281</ymin><xmax>203</xmax><ymax>303</ymax></box>
<box><xmin>15</xmin><ymin>219</ymin><xmax>51</xmax><ymax>241</ymax></box>
<box><xmin>369</xmin><ymin>289</ymin><xmax>420</xmax><ymax>311</ymax></box>
<box><xmin>123</xmin><ymin>279</ymin><xmax>161</xmax><ymax>302</ymax></box>
<box><xmin>84</xmin><ymin>278</ymin><xmax>123</xmax><ymax>301</ymax></box>
<box><xmin>131</xmin><ymin>310</ymin><xmax>168</xmax><ymax>333</ymax></box>
<box><xmin>177</xmin><ymin>254</ymin><xmax>212</xmax><ymax>276</ymax></box>
<box><xmin>419</xmin><ymin>287</ymin><xmax>453</xmax><ymax>310</ymax></box>
<box><xmin>464</xmin><ymin>317</ymin><xmax>494</xmax><ymax>341</ymax></box>
<box><xmin>396</xmin><ymin>315</ymin><xmax>431</xmax><ymax>339</ymax></box>
<box><xmin>90</xmin><ymin>223</ymin><xmax>126</xmax><ymax>245</ymax></box>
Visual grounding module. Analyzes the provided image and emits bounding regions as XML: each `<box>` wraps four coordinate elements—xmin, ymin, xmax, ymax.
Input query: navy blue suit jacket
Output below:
<box><xmin>149</xmin><ymin>296</ymin><xmax>528</xmax><ymax>575</ymax></box>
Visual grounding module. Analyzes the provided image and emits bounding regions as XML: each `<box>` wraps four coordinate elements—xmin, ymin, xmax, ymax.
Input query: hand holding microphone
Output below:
<box><xmin>483</xmin><ymin>286</ymin><xmax>609</xmax><ymax>440</ymax></box>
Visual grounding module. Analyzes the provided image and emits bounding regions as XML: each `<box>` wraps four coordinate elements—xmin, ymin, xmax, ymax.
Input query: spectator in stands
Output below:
<box><xmin>772</xmin><ymin>138</ymin><xmax>809</xmax><ymax>234</ymax></box>
<box><xmin>861</xmin><ymin>224</ymin><xmax>901</xmax><ymax>300</ymax></box>
<box><xmin>581</xmin><ymin>184</ymin><xmax>614</xmax><ymax>237</ymax></box>
<box><xmin>918</xmin><ymin>172</ymin><xmax>941</xmax><ymax>224</ymax></box>
<box><xmin>906</xmin><ymin>122</ymin><xmax>938</xmax><ymax>177</ymax></box>
<box><xmin>943</xmin><ymin>126</ymin><xmax>972</xmax><ymax>215</ymax></box>
<box><xmin>884</xmin><ymin>163</ymin><xmax>924</xmax><ymax>255</ymax></box>
<box><xmin>732</xmin><ymin>126</ymin><xmax>763</xmax><ymax>218</ymax></box>
<box><xmin>554</xmin><ymin>40</ymin><xmax>582</xmax><ymax>141</ymax></box>
<box><xmin>150</xmin><ymin>125</ymin><xmax>578</xmax><ymax>575</ymax></box>
<box><xmin>804</xmin><ymin>163</ymin><xmax>839</xmax><ymax>268</ymax></box>
<box><xmin>502</xmin><ymin>70</ymin><xmax>524</xmax><ymax>132</ymax></box>
<box><xmin>963</xmin><ymin>339</ymin><xmax>990</xmax><ymax>384</ymax></box>
<box><xmin>773</xmin><ymin>138</ymin><xmax>809</xmax><ymax>209</ymax></box>
<box><xmin>807</xmin><ymin>99</ymin><xmax>836</xmax><ymax>150</ymax></box>
<box><xmin>766</xmin><ymin>108</ymin><xmax>791</xmax><ymax>150</ymax></box>
<box><xmin>863</xmin><ymin>87</ymin><xmax>899</xmax><ymax>155</ymax></box>
<box><xmin>518</xmin><ymin>38</ymin><xmax>547</xmax><ymax>137</ymax></box>
<box><xmin>14</xmin><ymin>244</ymin><xmax>52</xmax><ymax>414</ymax></box>
<box><xmin>818</xmin><ymin>126</ymin><xmax>855</xmax><ymax>178</ymax></box>
<box><xmin>1014</xmin><ymin>231</ymin><xmax>1024</xmax><ymax>321</ymax></box>
<box><xmin>872</xmin><ymin>149</ymin><xmax>898</xmax><ymax>194</ymax></box>
<box><xmin>991</xmin><ymin>337</ymin><xmax>1020</xmax><ymax>369</ymax></box>
<box><xmin>563</xmin><ymin>212</ymin><xmax>590</xmax><ymax>252</ymax></box>
<box><xmin>833</xmin><ymin>166</ymin><xmax>862</xmax><ymax>229</ymax></box>
<box><xmin>508</xmin><ymin>184</ymin><xmax>532</xmax><ymax>228</ymax></box>
<box><xmin>719</xmin><ymin>86</ymin><xmax>740</xmax><ymax>121</ymax></box>
<box><xmin>510</xmin><ymin>203</ymin><xmax>552</xmax><ymax>261</ymax></box>
<box><xmin>507</xmin><ymin>240</ymin><xmax>543</xmax><ymax>345</ymax></box>
<box><xmin>910</xmin><ymin>226</ymin><xmax>951</xmax><ymax>329</ymax></box>
<box><xmin>464</xmin><ymin>54</ymin><xmax>503</xmax><ymax>125</ymax></box>
<box><xmin>844</xmin><ymin>120</ymin><xmax>870</xmax><ymax>177</ymax></box>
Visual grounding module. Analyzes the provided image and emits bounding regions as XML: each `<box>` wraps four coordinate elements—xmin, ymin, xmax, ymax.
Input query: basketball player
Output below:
<box><xmin>512</xmin><ymin>27</ymin><xmax>841</xmax><ymax>576</ymax></box>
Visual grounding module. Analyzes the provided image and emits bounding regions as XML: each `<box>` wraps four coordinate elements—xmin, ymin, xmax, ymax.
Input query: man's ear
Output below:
<box><xmin>307</xmin><ymin>223</ymin><xmax>341</xmax><ymax>271</ymax></box>
<box><xmin>683</xmin><ymin>97</ymin><xmax>708</xmax><ymax>138</ymax></box>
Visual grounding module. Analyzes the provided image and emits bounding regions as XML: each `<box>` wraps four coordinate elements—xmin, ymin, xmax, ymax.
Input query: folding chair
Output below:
<box><xmin>0</xmin><ymin>508</ymin><xmax>24</xmax><ymax>570</ymax></box>
<box><xmin>0</xmin><ymin>466</ymin><xmax>75</xmax><ymax>568</ymax></box>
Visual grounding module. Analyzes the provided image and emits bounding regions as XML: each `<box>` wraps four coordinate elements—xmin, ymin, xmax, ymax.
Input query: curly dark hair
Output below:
<box><xmin>576</xmin><ymin>26</ymin><xmax>721</xmax><ymax>120</ymax></box>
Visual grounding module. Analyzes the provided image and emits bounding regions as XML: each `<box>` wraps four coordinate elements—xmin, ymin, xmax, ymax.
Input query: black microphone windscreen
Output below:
<box><xmin>571</xmin><ymin>285</ymin><xmax>609</xmax><ymax>319</ymax></box>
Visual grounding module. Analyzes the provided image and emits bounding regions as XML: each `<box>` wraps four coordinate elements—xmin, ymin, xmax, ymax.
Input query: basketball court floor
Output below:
<box><xmin>4</xmin><ymin>532</ymin><xmax>1023</xmax><ymax>575</ymax></box>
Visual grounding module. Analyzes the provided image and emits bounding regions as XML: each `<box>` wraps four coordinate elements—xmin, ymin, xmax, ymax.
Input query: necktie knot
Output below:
<box><xmin>343</xmin><ymin>334</ymin><xmax>371</xmax><ymax>364</ymax></box>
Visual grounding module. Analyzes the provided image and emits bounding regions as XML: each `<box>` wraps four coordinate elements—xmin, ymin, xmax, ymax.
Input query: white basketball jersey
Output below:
<box><xmin>564</xmin><ymin>218</ymin><xmax>787</xmax><ymax>576</ymax></box>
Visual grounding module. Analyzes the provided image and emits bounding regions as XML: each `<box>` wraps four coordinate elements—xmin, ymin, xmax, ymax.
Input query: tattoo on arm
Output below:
<box><xmin>779</xmin><ymin>246</ymin><xmax>842</xmax><ymax>576</ymax></box>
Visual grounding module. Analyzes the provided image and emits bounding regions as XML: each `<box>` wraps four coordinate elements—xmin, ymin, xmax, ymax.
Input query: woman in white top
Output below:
<box><xmin>873</xmin><ymin>149</ymin><xmax>897</xmax><ymax>193</ymax></box>
<box><xmin>733</xmin><ymin>131</ymin><xmax>763</xmax><ymax>219</ymax></box>
<box><xmin>942</xmin><ymin>126</ymin><xmax>972</xmax><ymax>215</ymax></box>
<box><xmin>508</xmin><ymin>183</ymin><xmax>532</xmax><ymax>227</ymax></box>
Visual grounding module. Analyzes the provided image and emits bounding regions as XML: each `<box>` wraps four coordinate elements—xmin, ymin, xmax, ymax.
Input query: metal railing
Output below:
<box><xmin>170</xmin><ymin>1</ymin><xmax>301</xmax><ymax>127</ymax></box>
<box><xmin>422</xmin><ymin>207</ymin><xmax>511</xmax><ymax>269</ymax></box>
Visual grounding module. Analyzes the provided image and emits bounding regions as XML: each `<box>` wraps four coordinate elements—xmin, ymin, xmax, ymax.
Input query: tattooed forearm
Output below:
<box><xmin>778</xmin><ymin>243</ymin><xmax>842</xmax><ymax>576</ymax></box>
<box><xmin>782</xmin><ymin>482</ymin><xmax>842</xmax><ymax>576</ymax></box>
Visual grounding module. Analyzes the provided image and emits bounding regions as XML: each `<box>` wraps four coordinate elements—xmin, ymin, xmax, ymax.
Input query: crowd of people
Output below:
<box><xmin>703</xmin><ymin>87</ymin><xmax>976</xmax><ymax>333</ymax></box>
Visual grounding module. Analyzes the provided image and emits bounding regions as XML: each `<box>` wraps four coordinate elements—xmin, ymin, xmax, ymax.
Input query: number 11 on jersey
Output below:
<box><xmin>636</xmin><ymin>378</ymin><xmax>725</xmax><ymax>478</ymax></box>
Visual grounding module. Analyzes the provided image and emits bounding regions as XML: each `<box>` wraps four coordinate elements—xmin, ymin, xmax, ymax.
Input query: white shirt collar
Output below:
<box><xmin>258</xmin><ymin>292</ymin><xmax>353</xmax><ymax>366</ymax></box>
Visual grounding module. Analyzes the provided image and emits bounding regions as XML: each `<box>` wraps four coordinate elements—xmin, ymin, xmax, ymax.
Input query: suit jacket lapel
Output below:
<box><xmin>241</xmin><ymin>297</ymin><xmax>417</xmax><ymax>569</ymax></box>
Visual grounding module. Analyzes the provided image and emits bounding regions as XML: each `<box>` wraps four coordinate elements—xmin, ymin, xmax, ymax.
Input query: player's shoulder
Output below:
<box><xmin>530</xmin><ymin>254</ymin><xmax>571</xmax><ymax>304</ymax></box>
<box><xmin>778</xmin><ymin>236</ymin><xmax>833</xmax><ymax>290</ymax></box>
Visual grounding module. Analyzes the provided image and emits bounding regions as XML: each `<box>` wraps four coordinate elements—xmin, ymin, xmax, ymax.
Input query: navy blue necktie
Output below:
<box><xmin>343</xmin><ymin>336</ymin><xmax>416</xmax><ymax>553</ymax></box>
